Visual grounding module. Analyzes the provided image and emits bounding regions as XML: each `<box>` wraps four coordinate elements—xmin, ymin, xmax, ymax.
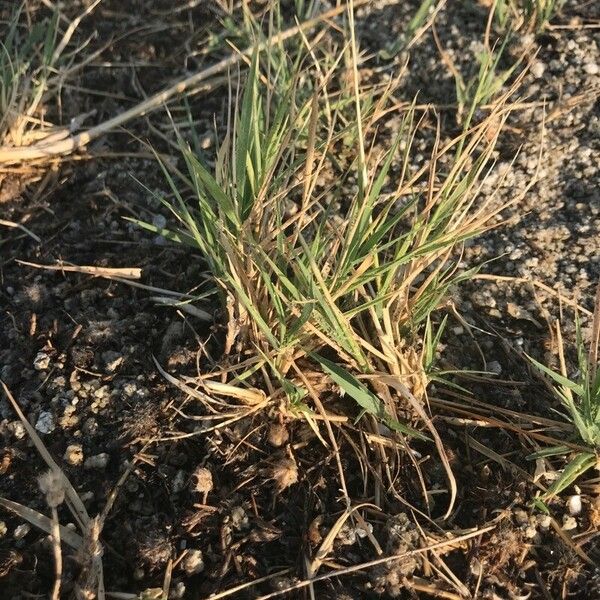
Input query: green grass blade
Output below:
<box><xmin>543</xmin><ymin>452</ymin><xmax>596</xmax><ymax>499</ymax></box>
<box><xmin>527</xmin><ymin>354</ymin><xmax>585</xmax><ymax>396</ymax></box>
<box><xmin>312</xmin><ymin>354</ymin><xmax>428</xmax><ymax>440</ymax></box>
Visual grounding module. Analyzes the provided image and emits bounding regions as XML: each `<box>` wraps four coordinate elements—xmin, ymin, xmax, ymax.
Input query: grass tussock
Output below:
<box><xmin>136</xmin><ymin>6</ymin><xmax>529</xmax><ymax>516</ymax></box>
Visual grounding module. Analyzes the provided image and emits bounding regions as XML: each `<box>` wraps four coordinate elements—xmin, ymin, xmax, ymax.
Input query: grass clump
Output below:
<box><xmin>1</xmin><ymin>2</ymin><xmax>58</xmax><ymax>149</ymax></box>
<box><xmin>138</xmin><ymin>8</ymin><xmax>525</xmax><ymax>515</ymax></box>
<box><xmin>528</xmin><ymin>283</ymin><xmax>600</xmax><ymax>499</ymax></box>
<box><xmin>0</xmin><ymin>1</ymin><xmax>96</xmax><ymax>158</ymax></box>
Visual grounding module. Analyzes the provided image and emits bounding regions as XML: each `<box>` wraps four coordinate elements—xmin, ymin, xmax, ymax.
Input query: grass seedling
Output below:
<box><xmin>452</xmin><ymin>36</ymin><xmax>520</xmax><ymax>130</ymax></box>
<box><xmin>491</xmin><ymin>0</ymin><xmax>565</xmax><ymax>32</ymax></box>
<box><xmin>528</xmin><ymin>283</ymin><xmax>600</xmax><ymax>499</ymax></box>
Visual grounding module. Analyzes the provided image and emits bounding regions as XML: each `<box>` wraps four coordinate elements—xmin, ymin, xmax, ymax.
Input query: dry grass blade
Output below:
<box><xmin>0</xmin><ymin>497</ymin><xmax>83</xmax><ymax>549</ymax></box>
<box><xmin>153</xmin><ymin>356</ymin><xmax>222</xmax><ymax>406</ymax></box>
<box><xmin>16</xmin><ymin>259</ymin><xmax>141</xmax><ymax>279</ymax></box>
<box><xmin>149</xmin><ymin>296</ymin><xmax>212</xmax><ymax>321</ymax></box>
<box><xmin>203</xmin><ymin>569</ymin><xmax>292</xmax><ymax>600</ymax></box>
<box><xmin>0</xmin><ymin>218</ymin><xmax>41</xmax><ymax>242</ymax></box>
<box><xmin>161</xmin><ymin>559</ymin><xmax>173</xmax><ymax>600</ymax></box>
<box><xmin>308</xmin><ymin>503</ymin><xmax>377</xmax><ymax>577</ymax></box>
<box><xmin>203</xmin><ymin>380</ymin><xmax>267</xmax><ymax>405</ymax></box>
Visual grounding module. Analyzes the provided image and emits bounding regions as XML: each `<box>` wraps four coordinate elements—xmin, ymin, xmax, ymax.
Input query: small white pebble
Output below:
<box><xmin>562</xmin><ymin>515</ymin><xmax>577</xmax><ymax>531</ymax></box>
<box><xmin>35</xmin><ymin>411</ymin><xmax>55</xmax><ymax>434</ymax></box>
<box><xmin>0</xmin><ymin>521</ymin><xmax>7</xmax><ymax>537</ymax></box>
<box><xmin>14</xmin><ymin>523</ymin><xmax>30</xmax><ymax>540</ymax></box>
<box><xmin>537</xmin><ymin>514</ymin><xmax>552</xmax><ymax>530</ymax></box>
<box><xmin>531</xmin><ymin>61</ymin><xmax>545</xmax><ymax>79</ymax></box>
<box><xmin>231</xmin><ymin>506</ymin><xmax>249</xmax><ymax>531</ymax></box>
<box><xmin>584</xmin><ymin>63</ymin><xmax>599</xmax><ymax>76</ymax></box>
<box><xmin>152</xmin><ymin>214</ymin><xmax>167</xmax><ymax>230</ymax></box>
<box><xmin>524</xmin><ymin>525</ymin><xmax>537</xmax><ymax>539</ymax></box>
<box><xmin>182</xmin><ymin>549</ymin><xmax>204</xmax><ymax>575</ymax></box>
<box><xmin>199</xmin><ymin>133</ymin><xmax>213</xmax><ymax>150</ymax></box>
<box><xmin>10</xmin><ymin>421</ymin><xmax>26</xmax><ymax>440</ymax></box>
<box><xmin>84</xmin><ymin>453</ymin><xmax>109</xmax><ymax>470</ymax></box>
<box><xmin>567</xmin><ymin>494</ymin><xmax>582</xmax><ymax>516</ymax></box>
<box><xmin>33</xmin><ymin>351</ymin><xmax>51</xmax><ymax>370</ymax></box>
<box><xmin>171</xmin><ymin>581</ymin><xmax>186</xmax><ymax>599</ymax></box>
<box><xmin>513</xmin><ymin>509</ymin><xmax>529</xmax><ymax>525</ymax></box>
<box><xmin>487</xmin><ymin>361</ymin><xmax>502</xmax><ymax>375</ymax></box>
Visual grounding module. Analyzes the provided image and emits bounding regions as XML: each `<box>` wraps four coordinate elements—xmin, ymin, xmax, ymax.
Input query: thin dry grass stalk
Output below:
<box><xmin>253</xmin><ymin>524</ymin><xmax>497</xmax><ymax>600</ymax></box>
<box><xmin>0</xmin><ymin>218</ymin><xmax>41</xmax><ymax>242</ymax></box>
<box><xmin>38</xmin><ymin>469</ymin><xmax>66</xmax><ymax>600</ymax></box>
<box><xmin>0</xmin><ymin>496</ymin><xmax>84</xmax><ymax>549</ymax></box>
<box><xmin>16</xmin><ymin>259</ymin><xmax>142</xmax><ymax>279</ymax></box>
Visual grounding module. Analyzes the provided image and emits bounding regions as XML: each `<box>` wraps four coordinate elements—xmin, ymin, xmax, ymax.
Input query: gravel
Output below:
<box><xmin>13</xmin><ymin>523</ymin><xmax>30</xmax><ymax>540</ymax></box>
<box><xmin>34</xmin><ymin>411</ymin><xmax>55</xmax><ymax>434</ymax></box>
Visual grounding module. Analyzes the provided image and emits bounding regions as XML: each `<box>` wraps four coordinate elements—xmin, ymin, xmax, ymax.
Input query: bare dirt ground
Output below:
<box><xmin>1</xmin><ymin>1</ymin><xmax>599</xmax><ymax>598</ymax></box>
